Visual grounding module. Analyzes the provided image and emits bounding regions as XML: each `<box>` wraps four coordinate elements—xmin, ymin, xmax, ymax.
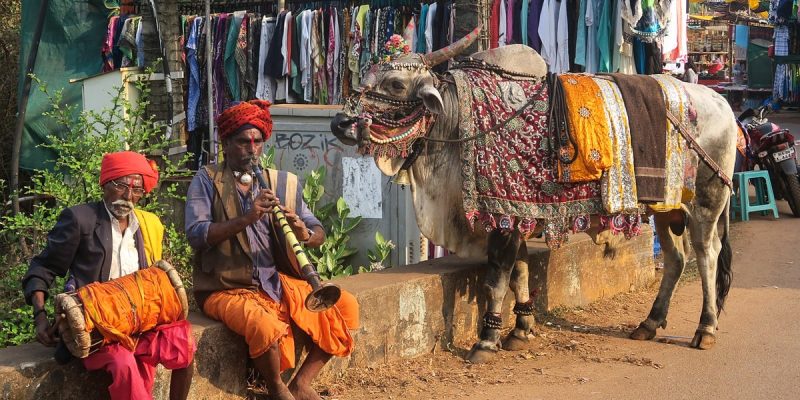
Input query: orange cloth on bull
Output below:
<box><xmin>558</xmin><ymin>74</ymin><xmax>613</xmax><ymax>182</ymax></box>
<box><xmin>78</xmin><ymin>267</ymin><xmax>184</xmax><ymax>351</ymax></box>
<box><xmin>202</xmin><ymin>274</ymin><xmax>359</xmax><ymax>371</ymax></box>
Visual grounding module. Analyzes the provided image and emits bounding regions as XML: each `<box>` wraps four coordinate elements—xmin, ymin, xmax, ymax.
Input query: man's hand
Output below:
<box><xmin>34</xmin><ymin>312</ymin><xmax>58</xmax><ymax>347</ymax></box>
<box><xmin>281</xmin><ymin>206</ymin><xmax>311</xmax><ymax>241</ymax></box>
<box><xmin>246</xmin><ymin>189</ymin><xmax>280</xmax><ymax>224</ymax></box>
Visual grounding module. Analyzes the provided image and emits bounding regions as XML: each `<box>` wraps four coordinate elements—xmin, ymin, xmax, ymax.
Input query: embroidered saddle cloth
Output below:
<box><xmin>451</xmin><ymin>68</ymin><xmax>696</xmax><ymax>248</ymax></box>
<box><xmin>451</xmin><ymin>68</ymin><xmax>604</xmax><ymax>248</ymax></box>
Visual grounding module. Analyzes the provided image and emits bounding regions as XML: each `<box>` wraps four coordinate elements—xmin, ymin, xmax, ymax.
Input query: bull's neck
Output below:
<box><xmin>407</xmin><ymin>81</ymin><xmax>487</xmax><ymax>257</ymax></box>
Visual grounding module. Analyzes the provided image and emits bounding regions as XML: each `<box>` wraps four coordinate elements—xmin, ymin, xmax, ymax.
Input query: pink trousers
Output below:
<box><xmin>82</xmin><ymin>320</ymin><xmax>195</xmax><ymax>400</ymax></box>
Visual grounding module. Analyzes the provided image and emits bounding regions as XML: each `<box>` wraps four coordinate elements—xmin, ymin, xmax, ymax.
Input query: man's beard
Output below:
<box><xmin>109</xmin><ymin>199</ymin><xmax>135</xmax><ymax>218</ymax></box>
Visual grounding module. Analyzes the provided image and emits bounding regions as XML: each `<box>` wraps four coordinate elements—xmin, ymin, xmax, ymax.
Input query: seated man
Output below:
<box><xmin>22</xmin><ymin>151</ymin><xmax>195</xmax><ymax>400</ymax></box>
<box><xmin>185</xmin><ymin>100</ymin><xmax>359</xmax><ymax>400</ymax></box>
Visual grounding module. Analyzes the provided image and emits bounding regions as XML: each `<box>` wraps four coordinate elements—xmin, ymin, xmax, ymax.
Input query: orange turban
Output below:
<box><xmin>216</xmin><ymin>100</ymin><xmax>273</xmax><ymax>140</ymax></box>
<box><xmin>99</xmin><ymin>151</ymin><xmax>160</xmax><ymax>193</ymax></box>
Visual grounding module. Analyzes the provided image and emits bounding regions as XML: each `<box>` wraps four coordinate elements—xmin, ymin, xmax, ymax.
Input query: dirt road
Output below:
<box><xmin>322</xmin><ymin>202</ymin><xmax>800</xmax><ymax>399</ymax></box>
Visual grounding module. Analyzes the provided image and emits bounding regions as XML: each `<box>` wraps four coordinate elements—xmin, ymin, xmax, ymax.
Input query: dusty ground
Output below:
<box><xmin>316</xmin><ymin>199</ymin><xmax>800</xmax><ymax>400</ymax></box>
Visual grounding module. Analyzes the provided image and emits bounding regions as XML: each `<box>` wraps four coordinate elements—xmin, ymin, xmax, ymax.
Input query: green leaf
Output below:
<box><xmin>342</xmin><ymin>217</ymin><xmax>362</xmax><ymax>233</ymax></box>
<box><xmin>336</xmin><ymin>197</ymin><xmax>348</xmax><ymax>216</ymax></box>
<box><xmin>375</xmin><ymin>231</ymin><xmax>385</xmax><ymax>245</ymax></box>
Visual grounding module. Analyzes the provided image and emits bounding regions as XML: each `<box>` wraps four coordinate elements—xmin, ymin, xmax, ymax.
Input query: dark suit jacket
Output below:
<box><xmin>22</xmin><ymin>201</ymin><xmax>148</xmax><ymax>304</ymax></box>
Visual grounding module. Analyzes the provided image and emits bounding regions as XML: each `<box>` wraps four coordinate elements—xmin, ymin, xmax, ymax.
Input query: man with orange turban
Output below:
<box><xmin>22</xmin><ymin>150</ymin><xmax>195</xmax><ymax>400</ymax></box>
<box><xmin>186</xmin><ymin>100</ymin><xmax>360</xmax><ymax>400</ymax></box>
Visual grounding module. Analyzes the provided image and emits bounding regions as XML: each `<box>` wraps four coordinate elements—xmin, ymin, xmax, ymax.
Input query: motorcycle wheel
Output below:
<box><xmin>784</xmin><ymin>174</ymin><xmax>800</xmax><ymax>218</ymax></box>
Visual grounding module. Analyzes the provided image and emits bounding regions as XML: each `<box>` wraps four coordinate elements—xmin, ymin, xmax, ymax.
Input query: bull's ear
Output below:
<box><xmin>417</xmin><ymin>84</ymin><xmax>444</xmax><ymax>115</ymax></box>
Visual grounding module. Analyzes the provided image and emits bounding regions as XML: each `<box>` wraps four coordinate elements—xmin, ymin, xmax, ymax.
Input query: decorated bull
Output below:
<box><xmin>331</xmin><ymin>27</ymin><xmax>736</xmax><ymax>364</ymax></box>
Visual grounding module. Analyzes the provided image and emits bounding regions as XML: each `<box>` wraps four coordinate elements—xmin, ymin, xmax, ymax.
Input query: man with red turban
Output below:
<box><xmin>186</xmin><ymin>100</ymin><xmax>360</xmax><ymax>400</ymax></box>
<box><xmin>23</xmin><ymin>150</ymin><xmax>195</xmax><ymax>400</ymax></box>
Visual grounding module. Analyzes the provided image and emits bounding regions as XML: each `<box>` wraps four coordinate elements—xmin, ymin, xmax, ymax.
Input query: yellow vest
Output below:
<box><xmin>133</xmin><ymin>209</ymin><xmax>164</xmax><ymax>266</ymax></box>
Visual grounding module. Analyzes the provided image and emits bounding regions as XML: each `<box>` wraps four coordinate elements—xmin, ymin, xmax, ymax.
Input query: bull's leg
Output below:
<box><xmin>502</xmin><ymin>240</ymin><xmax>536</xmax><ymax>351</ymax></box>
<box><xmin>631</xmin><ymin>212</ymin><xmax>687</xmax><ymax>340</ymax></box>
<box><xmin>687</xmin><ymin>205</ymin><xmax>724</xmax><ymax>350</ymax></box>
<box><xmin>466</xmin><ymin>229</ymin><xmax>521</xmax><ymax>364</ymax></box>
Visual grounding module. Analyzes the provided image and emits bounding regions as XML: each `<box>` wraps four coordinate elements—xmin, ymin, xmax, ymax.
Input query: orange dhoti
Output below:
<box><xmin>202</xmin><ymin>274</ymin><xmax>359</xmax><ymax>371</ymax></box>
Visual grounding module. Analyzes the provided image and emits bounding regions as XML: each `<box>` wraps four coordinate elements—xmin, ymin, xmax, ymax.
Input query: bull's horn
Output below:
<box><xmin>422</xmin><ymin>24</ymin><xmax>482</xmax><ymax>67</ymax></box>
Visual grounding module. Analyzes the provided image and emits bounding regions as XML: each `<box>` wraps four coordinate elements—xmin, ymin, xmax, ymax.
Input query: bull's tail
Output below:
<box><xmin>716</xmin><ymin>198</ymin><xmax>733</xmax><ymax>316</ymax></box>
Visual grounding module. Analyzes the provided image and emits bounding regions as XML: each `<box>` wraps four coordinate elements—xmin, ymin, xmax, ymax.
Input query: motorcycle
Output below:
<box><xmin>737</xmin><ymin>106</ymin><xmax>800</xmax><ymax>217</ymax></box>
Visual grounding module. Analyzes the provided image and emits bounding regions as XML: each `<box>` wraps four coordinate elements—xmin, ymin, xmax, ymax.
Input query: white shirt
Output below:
<box><xmin>300</xmin><ymin>10</ymin><xmax>313</xmax><ymax>102</ymax></box>
<box><xmin>499</xmin><ymin>0</ymin><xmax>507</xmax><ymax>47</ymax></box>
<box><xmin>105</xmin><ymin>205</ymin><xmax>141</xmax><ymax>280</ymax></box>
<box><xmin>426</xmin><ymin>2</ymin><xmax>437</xmax><ymax>53</ymax></box>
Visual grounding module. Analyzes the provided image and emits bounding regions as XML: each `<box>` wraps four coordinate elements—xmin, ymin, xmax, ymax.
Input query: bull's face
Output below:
<box><xmin>331</xmin><ymin>25</ymin><xmax>483</xmax><ymax>163</ymax></box>
<box><xmin>330</xmin><ymin>53</ymin><xmax>443</xmax><ymax>149</ymax></box>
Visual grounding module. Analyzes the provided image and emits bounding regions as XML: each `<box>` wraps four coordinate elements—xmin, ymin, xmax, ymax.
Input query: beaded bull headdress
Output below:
<box><xmin>342</xmin><ymin>26</ymin><xmax>482</xmax><ymax>158</ymax></box>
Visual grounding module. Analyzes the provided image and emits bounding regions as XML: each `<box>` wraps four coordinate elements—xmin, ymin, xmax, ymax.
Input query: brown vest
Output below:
<box><xmin>192</xmin><ymin>162</ymin><xmax>304</xmax><ymax>308</ymax></box>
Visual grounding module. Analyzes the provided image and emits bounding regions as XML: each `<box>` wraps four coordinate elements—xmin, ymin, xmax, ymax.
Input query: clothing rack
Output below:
<box><xmin>131</xmin><ymin>0</ymin><xmax>278</xmax><ymax>15</ymax></box>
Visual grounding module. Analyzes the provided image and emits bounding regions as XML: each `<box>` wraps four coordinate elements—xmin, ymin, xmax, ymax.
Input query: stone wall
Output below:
<box><xmin>0</xmin><ymin>232</ymin><xmax>656</xmax><ymax>399</ymax></box>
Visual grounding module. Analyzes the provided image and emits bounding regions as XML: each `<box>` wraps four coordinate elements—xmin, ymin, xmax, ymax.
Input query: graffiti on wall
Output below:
<box><xmin>272</xmin><ymin>132</ymin><xmax>346</xmax><ymax>172</ymax></box>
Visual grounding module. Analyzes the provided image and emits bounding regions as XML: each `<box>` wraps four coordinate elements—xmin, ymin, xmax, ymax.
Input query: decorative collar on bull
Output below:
<box><xmin>333</xmin><ymin>26</ymin><xmax>484</xmax><ymax>178</ymax></box>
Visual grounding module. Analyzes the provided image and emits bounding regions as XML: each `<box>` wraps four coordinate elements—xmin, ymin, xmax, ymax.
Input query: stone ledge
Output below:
<box><xmin>0</xmin><ymin>231</ymin><xmax>655</xmax><ymax>399</ymax></box>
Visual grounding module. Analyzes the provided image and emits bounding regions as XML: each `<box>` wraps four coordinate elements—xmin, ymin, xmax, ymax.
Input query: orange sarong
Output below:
<box><xmin>79</xmin><ymin>266</ymin><xmax>184</xmax><ymax>351</ymax></box>
<box><xmin>202</xmin><ymin>274</ymin><xmax>359</xmax><ymax>371</ymax></box>
<box><xmin>558</xmin><ymin>74</ymin><xmax>613</xmax><ymax>182</ymax></box>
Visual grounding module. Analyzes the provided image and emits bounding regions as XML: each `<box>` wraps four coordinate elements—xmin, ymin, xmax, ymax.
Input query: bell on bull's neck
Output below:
<box><xmin>392</xmin><ymin>169</ymin><xmax>411</xmax><ymax>187</ymax></box>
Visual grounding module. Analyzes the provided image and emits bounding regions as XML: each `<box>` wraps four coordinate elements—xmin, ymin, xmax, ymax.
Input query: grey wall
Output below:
<box><xmin>268</xmin><ymin>105</ymin><xmax>421</xmax><ymax>269</ymax></box>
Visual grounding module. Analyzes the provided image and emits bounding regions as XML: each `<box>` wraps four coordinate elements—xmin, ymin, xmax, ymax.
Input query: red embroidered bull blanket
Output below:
<box><xmin>450</xmin><ymin>68</ymin><xmax>631</xmax><ymax>247</ymax></box>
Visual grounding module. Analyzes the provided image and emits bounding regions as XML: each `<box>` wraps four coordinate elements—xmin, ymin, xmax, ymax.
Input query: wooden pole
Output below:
<box><xmin>204</xmin><ymin>0</ymin><xmax>214</xmax><ymax>165</ymax></box>
<box><xmin>10</xmin><ymin>0</ymin><xmax>49</xmax><ymax>215</ymax></box>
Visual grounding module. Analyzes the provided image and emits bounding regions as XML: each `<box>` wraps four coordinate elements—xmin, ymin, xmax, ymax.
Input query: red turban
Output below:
<box><xmin>99</xmin><ymin>151</ymin><xmax>160</xmax><ymax>193</ymax></box>
<box><xmin>216</xmin><ymin>100</ymin><xmax>273</xmax><ymax>140</ymax></box>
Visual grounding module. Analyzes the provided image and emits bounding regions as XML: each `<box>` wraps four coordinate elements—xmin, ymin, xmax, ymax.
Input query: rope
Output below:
<box><xmin>547</xmin><ymin>74</ymin><xmax>579</xmax><ymax>165</ymax></box>
<box><xmin>665</xmin><ymin>109</ymin><xmax>733</xmax><ymax>190</ymax></box>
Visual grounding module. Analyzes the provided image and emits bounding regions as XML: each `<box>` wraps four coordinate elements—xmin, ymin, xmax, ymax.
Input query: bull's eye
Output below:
<box><xmin>390</xmin><ymin>80</ymin><xmax>406</xmax><ymax>91</ymax></box>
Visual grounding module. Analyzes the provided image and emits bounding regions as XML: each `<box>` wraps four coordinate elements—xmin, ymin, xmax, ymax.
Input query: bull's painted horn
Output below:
<box><xmin>422</xmin><ymin>24</ymin><xmax>482</xmax><ymax>67</ymax></box>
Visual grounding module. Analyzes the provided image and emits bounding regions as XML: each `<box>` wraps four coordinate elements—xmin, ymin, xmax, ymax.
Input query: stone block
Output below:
<box><xmin>528</xmin><ymin>229</ymin><xmax>656</xmax><ymax>310</ymax></box>
<box><xmin>0</xmin><ymin>231</ymin><xmax>655</xmax><ymax>398</ymax></box>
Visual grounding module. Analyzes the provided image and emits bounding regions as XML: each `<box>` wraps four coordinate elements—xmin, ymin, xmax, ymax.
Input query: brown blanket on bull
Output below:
<box><xmin>610</xmin><ymin>74</ymin><xmax>667</xmax><ymax>202</ymax></box>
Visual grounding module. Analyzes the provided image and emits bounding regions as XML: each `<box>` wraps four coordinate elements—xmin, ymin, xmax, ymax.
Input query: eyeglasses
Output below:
<box><xmin>108</xmin><ymin>180</ymin><xmax>145</xmax><ymax>196</ymax></box>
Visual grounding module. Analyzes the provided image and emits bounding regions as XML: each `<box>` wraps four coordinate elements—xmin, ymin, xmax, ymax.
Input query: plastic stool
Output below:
<box><xmin>730</xmin><ymin>170</ymin><xmax>779</xmax><ymax>221</ymax></box>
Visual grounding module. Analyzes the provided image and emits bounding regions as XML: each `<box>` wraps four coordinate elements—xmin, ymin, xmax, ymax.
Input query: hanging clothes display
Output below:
<box><xmin>488</xmin><ymin>0</ymin><xmax>676</xmax><ymax>75</ymax></box>
<box><xmin>101</xmin><ymin>13</ymin><xmax>144</xmax><ymax>72</ymax></box>
<box><xmin>180</xmin><ymin>0</ymin><xmax>458</xmax><ymax>167</ymax></box>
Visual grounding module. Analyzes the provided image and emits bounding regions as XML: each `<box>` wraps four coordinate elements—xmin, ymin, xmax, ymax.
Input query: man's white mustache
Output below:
<box><xmin>111</xmin><ymin>200</ymin><xmax>135</xmax><ymax>213</ymax></box>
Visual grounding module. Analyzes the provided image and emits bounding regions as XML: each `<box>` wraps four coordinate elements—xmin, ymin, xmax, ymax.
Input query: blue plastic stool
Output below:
<box><xmin>730</xmin><ymin>170</ymin><xmax>779</xmax><ymax>221</ymax></box>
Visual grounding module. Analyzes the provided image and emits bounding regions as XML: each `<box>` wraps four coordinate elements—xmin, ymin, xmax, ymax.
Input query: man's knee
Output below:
<box><xmin>103</xmin><ymin>347</ymin><xmax>139</xmax><ymax>378</ymax></box>
<box><xmin>336</xmin><ymin>290</ymin><xmax>360</xmax><ymax>330</ymax></box>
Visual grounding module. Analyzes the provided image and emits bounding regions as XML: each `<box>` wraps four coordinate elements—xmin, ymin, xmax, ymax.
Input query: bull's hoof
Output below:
<box><xmin>501</xmin><ymin>334</ymin><xmax>529</xmax><ymax>351</ymax></box>
<box><xmin>629</xmin><ymin>323</ymin><xmax>657</xmax><ymax>341</ymax></box>
<box><xmin>690</xmin><ymin>330</ymin><xmax>716</xmax><ymax>350</ymax></box>
<box><xmin>466</xmin><ymin>344</ymin><xmax>497</xmax><ymax>364</ymax></box>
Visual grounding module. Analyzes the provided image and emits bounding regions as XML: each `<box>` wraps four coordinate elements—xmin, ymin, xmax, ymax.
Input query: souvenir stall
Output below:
<box><xmin>681</xmin><ymin>0</ymin><xmax>774</xmax><ymax>110</ymax></box>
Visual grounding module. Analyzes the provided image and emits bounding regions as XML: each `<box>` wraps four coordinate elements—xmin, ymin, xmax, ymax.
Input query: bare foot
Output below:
<box><xmin>288</xmin><ymin>381</ymin><xmax>322</xmax><ymax>400</ymax></box>
<box><xmin>269</xmin><ymin>384</ymin><xmax>295</xmax><ymax>400</ymax></box>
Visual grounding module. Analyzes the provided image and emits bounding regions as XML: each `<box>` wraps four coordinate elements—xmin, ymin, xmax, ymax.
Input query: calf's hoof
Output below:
<box><xmin>690</xmin><ymin>330</ymin><xmax>716</xmax><ymax>350</ymax></box>
<box><xmin>629</xmin><ymin>323</ymin><xmax>657</xmax><ymax>341</ymax></box>
<box><xmin>466</xmin><ymin>344</ymin><xmax>497</xmax><ymax>364</ymax></box>
<box><xmin>501</xmin><ymin>334</ymin><xmax>529</xmax><ymax>351</ymax></box>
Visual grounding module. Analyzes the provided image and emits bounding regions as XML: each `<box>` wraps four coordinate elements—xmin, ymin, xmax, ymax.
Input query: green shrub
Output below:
<box><xmin>0</xmin><ymin>68</ymin><xmax>191</xmax><ymax>348</ymax></box>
